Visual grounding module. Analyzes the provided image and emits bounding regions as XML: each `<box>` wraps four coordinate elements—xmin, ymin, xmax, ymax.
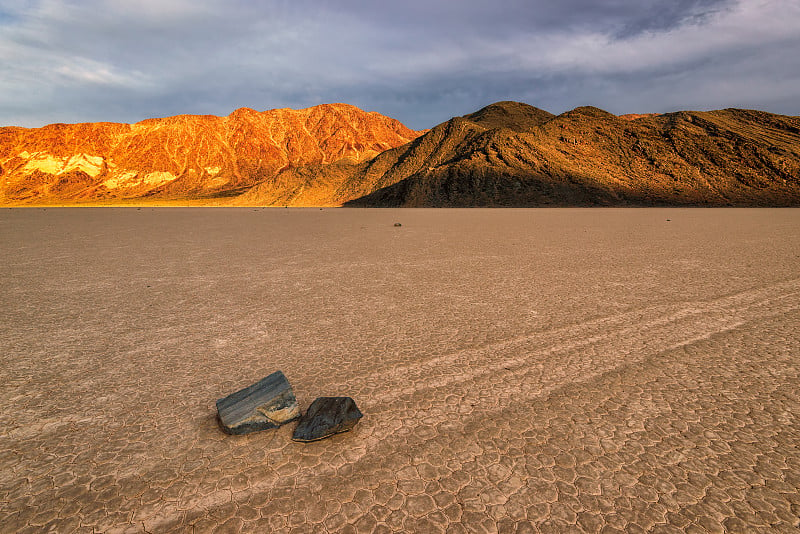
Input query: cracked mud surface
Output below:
<box><xmin>2</xmin><ymin>208</ymin><xmax>799</xmax><ymax>533</ymax></box>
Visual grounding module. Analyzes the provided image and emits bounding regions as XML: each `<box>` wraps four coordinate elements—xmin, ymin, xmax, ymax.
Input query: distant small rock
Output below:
<box><xmin>394</xmin><ymin>222</ymin><xmax>402</xmax><ymax>227</ymax></box>
<box><xmin>216</xmin><ymin>371</ymin><xmax>301</xmax><ymax>435</ymax></box>
<box><xmin>292</xmin><ymin>397</ymin><xmax>363</xmax><ymax>442</ymax></box>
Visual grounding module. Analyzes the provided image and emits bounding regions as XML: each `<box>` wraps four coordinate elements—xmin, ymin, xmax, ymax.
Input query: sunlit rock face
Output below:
<box><xmin>0</xmin><ymin>103</ymin><xmax>423</xmax><ymax>205</ymax></box>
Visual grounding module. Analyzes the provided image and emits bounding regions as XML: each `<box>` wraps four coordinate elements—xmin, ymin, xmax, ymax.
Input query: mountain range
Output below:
<box><xmin>2</xmin><ymin>101</ymin><xmax>798</xmax><ymax>206</ymax></box>
<box><xmin>0</xmin><ymin>104</ymin><xmax>420</xmax><ymax>205</ymax></box>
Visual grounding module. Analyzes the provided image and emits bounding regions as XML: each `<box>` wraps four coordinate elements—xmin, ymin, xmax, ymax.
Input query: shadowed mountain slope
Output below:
<box><xmin>0</xmin><ymin>104</ymin><xmax>422</xmax><ymax>205</ymax></box>
<box><xmin>339</xmin><ymin>103</ymin><xmax>800</xmax><ymax>206</ymax></box>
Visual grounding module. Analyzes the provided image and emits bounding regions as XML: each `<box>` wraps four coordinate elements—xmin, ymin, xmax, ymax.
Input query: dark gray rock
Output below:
<box><xmin>216</xmin><ymin>371</ymin><xmax>300</xmax><ymax>435</ymax></box>
<box><xmin>292</xmin><ymin>397</ymin><xmax>363</xmax><ymax>442</ymax></box>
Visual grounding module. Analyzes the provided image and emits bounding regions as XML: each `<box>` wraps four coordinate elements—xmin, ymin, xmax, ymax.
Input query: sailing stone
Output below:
<box><xmin>216</xmin><ymin>371</ymin><xmax>301</xmax><ymax>435</ymax></box>
<box><xmin>292</xmin><ymin>397</ymin><xmax>363</xmax><ymax>442</ymax></box>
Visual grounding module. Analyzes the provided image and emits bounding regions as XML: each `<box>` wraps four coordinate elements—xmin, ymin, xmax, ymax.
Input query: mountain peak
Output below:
<box><xmin>463</xmin><ymin>101</ymin><xmax>555</xmax><ymax>132</ymax></box>
<box><xmin>562</xmin><ymin>106</ymin><xmax>617</xmax><ymax>120</ymax></box>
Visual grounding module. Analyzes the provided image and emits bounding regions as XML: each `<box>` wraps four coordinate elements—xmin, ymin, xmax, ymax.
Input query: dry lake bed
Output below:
<box><xmin>1</xmin><ymin>207</ymin><xmax>799</xmax><ymax>533</ymax></box>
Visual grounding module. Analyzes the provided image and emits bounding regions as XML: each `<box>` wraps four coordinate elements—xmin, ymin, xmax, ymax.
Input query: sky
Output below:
<box><xmin>1</xmin><ymin>0</ymin><xmax>798</xmax><ymax>130</ymax></box>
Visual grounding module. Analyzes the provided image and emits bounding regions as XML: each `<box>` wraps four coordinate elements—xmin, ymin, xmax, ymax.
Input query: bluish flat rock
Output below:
<box><xmin>216</xmin><ymin>371</ymin><xmax>300</xmax><ymax>435</ymax></box>
<box><xmin>292</xmin><ymin>397</ymin><xmax>363</xmax><ymax>442</ymax></box>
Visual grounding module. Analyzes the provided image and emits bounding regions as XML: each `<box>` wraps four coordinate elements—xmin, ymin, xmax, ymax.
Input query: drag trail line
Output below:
<box><xmin>358</xmin><ymin>277</ymin><xmax>800</xmax><ymax>412</ymax></box>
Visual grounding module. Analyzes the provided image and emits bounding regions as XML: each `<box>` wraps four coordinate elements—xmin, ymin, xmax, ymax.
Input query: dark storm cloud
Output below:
<box><xmin>331</xmin><ymin>0</ymin><xmax>729</xmax><ymax>37</ymax></box>
<box><xmin>0</xmin><ymin>0</ymin><xmax>797</xmax><ymax>130</ymax></box>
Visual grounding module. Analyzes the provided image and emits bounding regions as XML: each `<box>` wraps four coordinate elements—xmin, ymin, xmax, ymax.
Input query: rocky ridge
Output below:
<box><xmin>0</xmin><ymin>104</ymin><xmax>422</xmax><ymax>204</ymax></box>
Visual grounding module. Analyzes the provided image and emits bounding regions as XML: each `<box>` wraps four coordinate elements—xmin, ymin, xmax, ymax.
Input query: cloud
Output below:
<box><xmin>0</xmin><ymin>0</ymin><xmax>798</xmax><ymax>129</ymax></box>
<box><xmin>54</xmin><ymin>57</ymin><xmax>151</xmax><ymax>87</ymax></box>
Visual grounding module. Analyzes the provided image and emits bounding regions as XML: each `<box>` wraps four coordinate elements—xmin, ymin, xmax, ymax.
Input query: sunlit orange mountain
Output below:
<box><xmin>0</xmin><ymin>104</ymin><xmax>422</xmax><ymax>204</ymax></box>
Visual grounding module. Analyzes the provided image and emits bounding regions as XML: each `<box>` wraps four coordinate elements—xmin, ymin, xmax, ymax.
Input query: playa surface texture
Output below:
<box><xmin>2</xmin><ymin>207</ymin><xmax>799</xmax><ymax>533</ymax></box>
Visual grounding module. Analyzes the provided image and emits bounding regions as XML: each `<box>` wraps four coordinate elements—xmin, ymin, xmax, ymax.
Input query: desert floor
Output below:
<box><xmin>2</xmin><ymin>207</ymin><xmax>799</xmax><ymax>533</ymax></box>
